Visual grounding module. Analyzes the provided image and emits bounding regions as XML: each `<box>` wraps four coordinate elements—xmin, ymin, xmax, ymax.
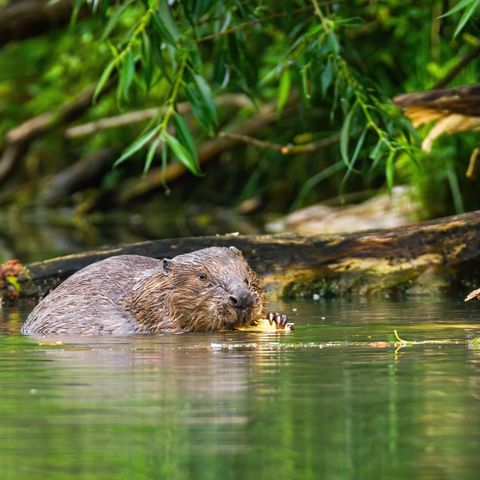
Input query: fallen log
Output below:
<box><xmin>2</xmin><ymin>210</ymin><xmax>480</xmax><ymax>302</ymax></box>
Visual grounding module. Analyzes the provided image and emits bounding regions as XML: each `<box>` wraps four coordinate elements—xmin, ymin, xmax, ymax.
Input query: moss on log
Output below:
<box><xmin>2</xmin><ymin>210</ymin><xmax>480</xmax><ymax>302</ymax></box>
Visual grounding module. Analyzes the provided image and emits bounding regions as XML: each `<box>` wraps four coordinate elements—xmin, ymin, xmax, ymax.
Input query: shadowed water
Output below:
<box><xmin>1</xmin><ymin>297</ymin><xmax>480</xmax><ymax>480</ymax></box>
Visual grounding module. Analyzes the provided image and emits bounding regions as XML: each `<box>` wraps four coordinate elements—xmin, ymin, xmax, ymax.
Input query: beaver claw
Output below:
<box><xmin>267</xmin><ymin>311</ymin><xmax>289</xmax><ymax>329</ymax></box>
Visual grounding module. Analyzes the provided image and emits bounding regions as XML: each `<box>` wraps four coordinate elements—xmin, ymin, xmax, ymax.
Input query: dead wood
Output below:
<box><xmin>3</xmin><ymin>209</ymin><xmax>480</xmax><ymax>302</ymax></box>
<box><xmin>393</xmin><ymin>83</ymin><xmax>480</xmax><ymax>155</ymax></box>
<box><xmin>65</xmin><ymin>94</ymin><xmax>253</xmax><ymax>138</ymax></box>
<box><xmin>394</xmin><ymin>84</ymin><xmax>480</xmax><ymax>118</ymax></box>
<box><xmin>0</xmin><ymin>82</ymin><xmax>113</xmax><ymax>183</ymax></box>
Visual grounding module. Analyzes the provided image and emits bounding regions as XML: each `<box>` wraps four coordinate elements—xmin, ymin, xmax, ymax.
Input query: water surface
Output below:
<box><xmin>1</xmin><ymin>297</ymin><xmax>480</xmax><ymax>479</ymax></box>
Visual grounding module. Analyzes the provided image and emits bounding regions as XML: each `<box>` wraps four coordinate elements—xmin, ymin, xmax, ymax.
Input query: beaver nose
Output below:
<box><xmin>229</xmin><ymin>287</ymin><xmax>253</xmax><ymax>309</ymax></box>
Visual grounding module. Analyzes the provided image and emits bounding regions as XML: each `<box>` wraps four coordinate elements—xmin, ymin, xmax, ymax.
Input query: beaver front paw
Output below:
<box><xmin>267</xmin><ymin>311</ymin><xmax>289</xmax><ymax>329</ymax></box>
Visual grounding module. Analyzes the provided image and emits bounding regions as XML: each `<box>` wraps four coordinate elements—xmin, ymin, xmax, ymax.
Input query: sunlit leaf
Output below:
<box><xmin>440</xmin><ymin>0</ymin><xmax>477</xmax><ymax>18</ymax></box>
<box><xmin>454</xmin><ymin>0</ymin><xmax>480</xmax><ymax>37</ymax></box>
<box><xmin>6</xmin><ymin>275</ymin><xmax>21</xmax><ymax>292</ymax></box>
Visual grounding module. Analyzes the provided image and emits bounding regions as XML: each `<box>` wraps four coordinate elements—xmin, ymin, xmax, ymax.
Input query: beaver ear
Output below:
<box><xmin>163</xmin><ymin>258</ymin><xmax>172</xmax><ymax>276</ymax></box>
<box><xmin>229</xmin><ymin>246</ymin><xmax>242</xmax><ymax>256</ymax></box>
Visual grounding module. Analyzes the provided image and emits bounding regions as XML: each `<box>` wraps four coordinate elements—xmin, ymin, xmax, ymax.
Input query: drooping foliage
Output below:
<box><xmin>1</xmin><ymin>0</ymin><xmax>480</xmax><ymax>214</ymax></box>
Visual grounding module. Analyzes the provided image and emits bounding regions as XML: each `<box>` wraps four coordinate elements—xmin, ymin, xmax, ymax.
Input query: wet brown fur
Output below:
<box><xmin>21</xmin><ymin>247</ymin><xmax>265</xmax><ymax>335</ymax></box>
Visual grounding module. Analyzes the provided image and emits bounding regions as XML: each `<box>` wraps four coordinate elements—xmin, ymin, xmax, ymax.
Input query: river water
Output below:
<box><xmin>1</xmin><ymin>296</ymin><xmax>480</xmax><ymax>479</ymax></box>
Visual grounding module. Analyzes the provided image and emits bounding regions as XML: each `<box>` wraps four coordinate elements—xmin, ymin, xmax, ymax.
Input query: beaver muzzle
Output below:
<box><xmin>228</xmin><ymin>285</ymin><xmax>253</xmax><ymax>309</ymax></box>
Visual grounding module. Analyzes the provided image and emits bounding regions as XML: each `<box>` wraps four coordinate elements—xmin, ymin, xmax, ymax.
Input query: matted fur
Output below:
<box><xmin>21</xmin><ymin>247</ymin><xmax>266</xmax><ymax>335</ymax></box>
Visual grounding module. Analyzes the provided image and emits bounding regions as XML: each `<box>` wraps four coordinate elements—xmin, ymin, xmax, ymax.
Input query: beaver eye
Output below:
<box><xmin>199</xmin><ymin>272</ymin><xmax>207</xmax><ymax>281</ymax></box>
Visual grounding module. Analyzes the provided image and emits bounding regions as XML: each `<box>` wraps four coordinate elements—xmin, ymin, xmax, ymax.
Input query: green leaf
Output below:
<box><xmin>300</xmin><ymin>64</ymin><xmax>311</xmax><ymax>103</ymax></box>
<box><xmin>369</xmin><ymin>138</ymin><xmax>386</xmax><ymax>162</ymax></box>
<box><xmin>340</xmin><ymin>103</ymin><xmax>357</xmax><ymax>166</ymax></box>
<box><xmin>327</xmin><ymin>32</ymin><xmax>340</xmax><ymax>54</ymax></box>
<box><xmin>102</xmin><ymin>0</ymin><xmax>133</xmax><ymax>40</ymax></box>
<box><xmin>143</xmin><ymin>136</ymin><xmax>161</xmax><ymax>175</ymax></box>
<box><xmin>152</xmin><ymin>1</ymin><xmax>179</xmax><ymax>46</ymax></box>
<box><xmin>93</xmin><ymin>59</ymin><xmax>115</xmax><ymax>103</ymax></box>
<box><xmin>142</xmin><ymin>31</ymin><xmax>153</xmax><ymax>90</ymax></box>
<box><xmin>165</xmin><ymin>133</ymin><xmax>201</xmax><ymax>175</ymax></box>
<box><xmin>277</xmin><ymin>67</ymin><xmax>291</xmax><ymax>114</ymax></box>
<box><xmin>193</xmin><ymin>73</ymin><xmax>218</xmax><ymax>125</ymax></box>
<box><xmin>305</xmin><ymin>24</ymin><xmax>324</xmax><ymax>38</ymax></box>
<box><xmin>446</xmin><ymin>159</ymin><xmax>464</xmax><ymax>213</ymax></box>
<box><xmin>114</xmin><ymin>125</ymin><xmax>162</xmax><ymax>167</ymax></box>
<box><xmin>439</xmin><ymin>0</ymin><xmax>477</xmax><ymax>18</ymax></box>
<box><xmin>454</xmin><ymin>0</ymin><xmax>480</xmax><ymax>37</ymax></box>
<box><xmin>69</xmin><ymin>0</ymin><xmax>83</xmax><ymax>29</ymax></box>
<box><xmin>6</xmin><ymin>275</ymin><xmax>21</xmax><ymax>292</ymax></box>
<box><xmin>349</xmin><ymin>127</ymin><xmax>367</xmax><ymax>171</ymax></box>
<box><xmin>173</xmin><ymin>112</ymin><xmax>198</xmax><ymax>165</ymax></box>
<box><xmin>118</xmin><ymin>50</ymin><xmax>135</xmax><ymax>102</ymax></box>
<box><xmin>184</xmin><ymin>86</ymin><xmax>208</xmax><ymax>133</ymax></box>
<box><xmin>385</xmin><ymin>151</ymin><xmax>395</xmax><ymax>190</ymax></box>
<box><xmin>321</xmin><ymin>57</ymin><xmax>333</xmax><ymax>96</ymax></box>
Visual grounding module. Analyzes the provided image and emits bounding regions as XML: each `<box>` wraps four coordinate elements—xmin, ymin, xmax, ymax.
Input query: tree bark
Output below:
<box><xmin>2</xmin><ymin>210</ymin><xmax>480</xmax><ymax>302</ymax></box>
<box><xmin>0</xmin><ymin>0</ymin><xmax>86</xmax><ymax>49</ymax></box>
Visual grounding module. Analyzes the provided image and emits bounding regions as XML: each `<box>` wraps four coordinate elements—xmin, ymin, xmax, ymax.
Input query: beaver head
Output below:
<box><xmin>126</xmin><ymin>246</ymin><xmax>266</xmax><ymax>332</ymax></box>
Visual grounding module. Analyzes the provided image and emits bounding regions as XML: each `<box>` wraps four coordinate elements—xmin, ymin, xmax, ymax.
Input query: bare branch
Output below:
<box><xmin>65</xmin><ymin>94</ymin><xmax>253</xmax><ymax>138</ymax></box>
<box><xmin>218</xmin><ymin>132</ymin><xmax>340</xmax><ymax>154</ymax></box>
<box><xmin>433</xmin><ymin>43</ymin><xmax>480</xmax><ymax>89</ymax></box>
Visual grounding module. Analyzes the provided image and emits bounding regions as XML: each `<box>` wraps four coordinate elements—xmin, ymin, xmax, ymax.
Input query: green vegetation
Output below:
<box><xmin>1</xmin><ymin>0</ymin><xmax>480</xmax><ymax>216</ymax></box>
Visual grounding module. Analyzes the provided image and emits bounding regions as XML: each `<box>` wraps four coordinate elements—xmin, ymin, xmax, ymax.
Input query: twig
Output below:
<box><xmin>433</xmin><ymin>43</ymin><xmax>480</xmax><ymax>89</ymax></box>
<box><xmin>197</xmin><ymin>5</ymin><xmax>314</xmax><ymax>42</ymax></box>
<box><xmin>218</xmin><ymin>132</ymin><xmax>340</xmax><ymax>154</ymax></box>
<box><xmin>467</xmin><ymin>147</ymin><xmax>480</xmax><ymax>179</ymax></box>
<box><xmin>311</xmin><ymin>0</ymin><xmax>330</xmax><ymax>33</ymax></box>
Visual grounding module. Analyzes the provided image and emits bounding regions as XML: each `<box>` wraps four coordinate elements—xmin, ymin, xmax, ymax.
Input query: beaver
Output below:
<box><xmin>21</xmin><ymin>246</ymin><xmax>288</xmax><ymax>335</ymax></box>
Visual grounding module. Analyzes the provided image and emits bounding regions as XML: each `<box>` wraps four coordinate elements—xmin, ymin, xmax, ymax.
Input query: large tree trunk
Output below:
<box><xmin>2</xmin><ymin>210</ymin><xmax>480</xmax><ymax>302</ymax></box>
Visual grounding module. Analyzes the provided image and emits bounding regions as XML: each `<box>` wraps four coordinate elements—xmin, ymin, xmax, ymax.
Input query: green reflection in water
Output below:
<box><xmin>1</xmin><ymin>298</ymin><xmax>480</xmax><ymax>480</ymax></box>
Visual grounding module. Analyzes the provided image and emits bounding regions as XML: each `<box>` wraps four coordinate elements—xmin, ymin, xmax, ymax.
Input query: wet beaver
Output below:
<box><xmin>21</xmin><ymin>246</ymin><xmax>288</xmax><ymax>335</ymax></box>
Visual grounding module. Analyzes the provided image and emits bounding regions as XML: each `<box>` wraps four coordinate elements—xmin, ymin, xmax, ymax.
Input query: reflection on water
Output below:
<box><xmin>1</xmin><ymin>297</ymin><xmax>480</xmax><ymax>479</ymax></box>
